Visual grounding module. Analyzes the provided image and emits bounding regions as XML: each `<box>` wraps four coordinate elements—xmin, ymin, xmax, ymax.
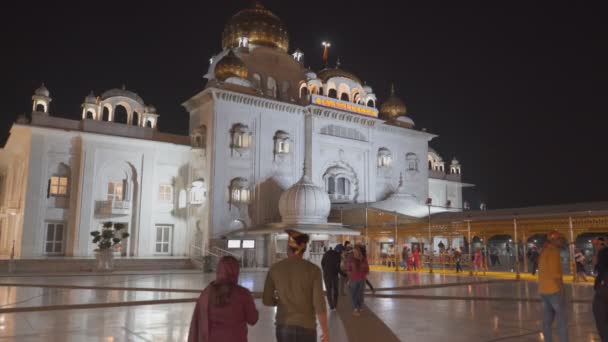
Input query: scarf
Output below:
<box><xmin>188</xmin><ymin>256</ymin><xmax>240</xmax><ymax>342</ymax></box>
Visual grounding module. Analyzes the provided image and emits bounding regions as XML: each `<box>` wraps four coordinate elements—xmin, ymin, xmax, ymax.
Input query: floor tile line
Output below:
<box><xmin>484</xmin><ymin>330</ymin><xmax>541</xmax><ymax>342</ymax></box>
<box><xmin>0</xmin><ymin>298</ymin><xmax>198</xmax><ymax>314</ymax></box>
<box><xmin>370</xmin><ymin>293</ymin><xmax>593</xmax><ymax>303</ymax></box>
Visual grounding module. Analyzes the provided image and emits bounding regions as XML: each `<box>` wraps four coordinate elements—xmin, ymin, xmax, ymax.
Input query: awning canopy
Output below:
<box><xmin>228</xmin><ymin>222</ymin><xmax>361</xmax><ymax>236</ymax></box>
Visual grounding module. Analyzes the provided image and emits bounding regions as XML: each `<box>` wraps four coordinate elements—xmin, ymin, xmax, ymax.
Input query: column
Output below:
<box><xmin>568</xmin><ymin>217</ymin><xmax>576</xmax><ymax>282</ymax></box>
<box><xmin>394</xmin><ymin>213</ymin><xmax>399</xmax><ymax>272</ymax></box>
<box><xmin>467</xmin><ymin>220</ymin><xmax>473</xmax><ymax>276</ymax></box>
<box><xmin>522</xmin><ymin>231</ymin><xmax>528</xmax><ymax>273</ymax></box>
<box><xmin>514</xmin><ymin>218</ymin><xmax>520</xmax><ymax>280</ymax></box>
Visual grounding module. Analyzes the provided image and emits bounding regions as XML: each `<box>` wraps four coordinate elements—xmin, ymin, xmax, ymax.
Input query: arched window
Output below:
<box><xmin>146</xmin><ymin>120</ymin><xmax>152</xmax><ymax>128</ymax></box>
<box><xmin>406</xmin><ymin>153</ymin><xmax>419</xmax><ymax>172</ymax></box>
<box><xmin>378</xmin><ymin>148</ymin><xmax>392</xmax><ymax>168</ymax></box>
<box><xmin>337</xmin><ymin>178</ymin><xmax>350</xmax><ymax>195</ymax></box>
<box><xmin>189</xmin><ymin>179</ymin><xmax>207</xmax><ymax>205</ymax></box>
<box><xmin>340</xmin><ymin>93</ymin><xmax>349</xmax><ymax>101</ymax></box>
<box><xmin>36</xmin><ymin>104</ymin><xmax>46</xmax><ymax>112</ymax></box>
<box><xmin>192</xmin><ymin>125</ymin><xmax>207</xmax><ymax>149</ymax></box>
<box><xmin>326</xmin><ymin>176</ymin><xmax>336</xmax><ymax>194</ymax></box>
<box><xmin>267</xmin><ymin>77</ymin><xmax>277</xmax><ymax>98</ymax></box>
<box><xmin>102</xmin><ymin>107</ymin><xmax>111</xmax><ymax>121</ymax></box>
<box><xmin>252</xmin><ymin>73</ymin><xmax>262</xmax><ymax>89</ymax></box>
<box><xmin>86</xmin><ymin>111</ymin><xmax>94</xmax><ymax>120</ymax></box>
<box><xmin>114</xmin><ymin>105</ymin><xmax>128</xmax><ymax>124</ymax></box>
<box><xmin>229</xmin><ymin>178</ymin><xmax>250</xmax><ymax>207</ymax></box>
<box><xmin>300</xmin><ymin>86</ymin><xmax>309</xmax><ymax>99</ymax></box>
<box><xmin>323</xmin><ymin>164</ymin><xmax>357</xmax><ymax>202</ymax></box>
<box><xmin>231</xmin><ymin>123</ymin><xmax>251</xmax><ymax>150</ymax></box>
<box><xmin>132</xmin><ymin>112</ymin><xmax>139</xmax><ymax>126</ymax></box>
<box><xmin>428</xmin><ymin>160</ymin><xmax>433</xmax><ymax>170</ymax></box>
<box><xmin>353</xmin><ymin>93</ymin><xmax>360</xmax><ymax>103</ymax></box>
<box><xmin>367</xmin><ymin>99</ymin><xmax>375</xmax><ymax>107</ymax></box>
<box><xmin>273</xmin><ymin>130</ymin><xmax>290</xmax><ymax>156</ymax></box>
<box><xmin>328</xmin><ymin>89</ymin><xmax>337</xmax><ymax>99</ymax></box>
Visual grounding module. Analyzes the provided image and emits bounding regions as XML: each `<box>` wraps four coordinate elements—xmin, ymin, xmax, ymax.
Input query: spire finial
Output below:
<box><xmin>121</xmin><ymin>84</ymin><xmax>126</xmax><ymax>90</ymax></box>
<box><xmin>322</xmin><ymin>41</ymin><xmax>331</xmax><ymax>66</ymax></box>
<box><xmin>390</xmin><ymin>83</ymin><xmax>395</xmax><ymax>95</ymax></box>
<box><xmin>336</xmin><ymin>57</ymin><xmax>341</xmax><ymax>68</ymax></box>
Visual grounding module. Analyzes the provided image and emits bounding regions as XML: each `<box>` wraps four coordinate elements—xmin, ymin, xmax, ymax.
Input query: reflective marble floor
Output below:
<box><xmin>0</xmin><ymin>270</ymin><xmax>600</xmax><ymax>341</ymax></box>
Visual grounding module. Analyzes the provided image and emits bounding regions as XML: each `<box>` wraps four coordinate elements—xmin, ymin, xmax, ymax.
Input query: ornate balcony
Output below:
<box><xmin>96</xmin><ymin>200</ymin><xmax>131</xmax><ymax>216</ymax></box>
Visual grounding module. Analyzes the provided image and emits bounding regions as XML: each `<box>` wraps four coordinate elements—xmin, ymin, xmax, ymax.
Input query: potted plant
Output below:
<box><xmin>91</xmin><ymin>221</ymin><xmax>130</xmax><ymax>272</ymax></box>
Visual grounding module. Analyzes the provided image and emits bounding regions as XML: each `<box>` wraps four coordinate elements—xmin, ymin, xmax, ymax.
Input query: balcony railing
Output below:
<box><xmin>97</xmin><ymin>200</ymin><xmax>131</xmax><ymax>216</ymax></box>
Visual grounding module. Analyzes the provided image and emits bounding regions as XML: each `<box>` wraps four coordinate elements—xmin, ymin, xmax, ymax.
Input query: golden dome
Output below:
<box><xmin>222</xmin><ymin>2</ymin><xmax>289</xmax><ymax>53</ymax></box>
<box><xmin>215</xmin><ymin>50</ymin><xmax>248</xmax><ymax>81</ymax></box>
<box><xmin>379</xmin><ymin>84</ymin><xmax>407</xmax><ymax>120</ymax></box>
<box><xmin>317</xmin><ymin>61</ymin><xmax>362</xmax><ymax>85</ymax></box>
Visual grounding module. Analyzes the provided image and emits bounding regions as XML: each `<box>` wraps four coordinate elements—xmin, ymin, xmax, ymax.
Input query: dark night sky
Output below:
<box><xmin>2</xmin><ymin>1</ymin><xmax>607</xmax><ymax>209</ymax></box>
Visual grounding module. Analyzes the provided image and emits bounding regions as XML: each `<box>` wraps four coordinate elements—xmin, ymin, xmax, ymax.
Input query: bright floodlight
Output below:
<box><xmin>322</xmin><ymin>41</ymin><xmax>331</xmax><ymax>47</ymax></box>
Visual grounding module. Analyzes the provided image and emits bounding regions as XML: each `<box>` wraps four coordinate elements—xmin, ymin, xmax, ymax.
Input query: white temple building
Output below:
<box><xmin>0</xmin><ymin>2</ymin><xmax>470</xmax><ymax>265</ymax></box>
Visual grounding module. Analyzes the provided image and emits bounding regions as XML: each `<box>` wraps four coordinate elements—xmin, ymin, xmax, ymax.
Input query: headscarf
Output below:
<box><xmin>188</xmin><ymin>256</ymin><xmax>241</xmax><ymax>342</ymax></box>
<box><xmin>216</xmin><ymin>255</ymin><xmax>240</xmax><ymax>284</ymax></box>
<box><xmin>286</xmin><ymin>229</ymin><xmax>309</xmax><ymax>256</ymax></box>
<box><xmin>334</xmin><ymin>244</ymin><xmax>344</xmax><ymax>253</ymax></box>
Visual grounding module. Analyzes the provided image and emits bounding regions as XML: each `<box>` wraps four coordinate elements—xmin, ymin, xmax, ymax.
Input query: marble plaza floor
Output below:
<box><xmin>0</xmin><ymin>270</ymin><xmax>601</xmax><ymax>341</ymax></box>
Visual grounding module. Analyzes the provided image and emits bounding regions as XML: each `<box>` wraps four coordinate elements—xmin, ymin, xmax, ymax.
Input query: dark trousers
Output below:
<box><xmin>531</xmin><ymin>261</ymin><xmax>538</xmax><ymax>275</ymax></box>
<box><xmin>339</xmin><ymin>274</ymin><xmax>347</xmax><ymax>296</ymax></box>
<box><xmin>324</xmin><ymin>273</ymin><xmax>339</xmax><ymax>309</ymax></box>
<box><xmin>276</xmin><ymin>325</ymin><xmax>316</xmax><ymax>342</ymax></box>
<box><xmin>456</xmin><ymin>261</ymin><xmax>463</xmax><ymax>272</ymax></box>
<box><xmin>593</xmin><ymin>292</ymin><xmax>608</xmax><ymax>342</ymax></box>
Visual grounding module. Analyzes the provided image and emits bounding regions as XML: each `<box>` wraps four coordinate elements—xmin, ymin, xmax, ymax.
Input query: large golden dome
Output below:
<box><xmin>215</xmin><ymin>50</ymin><xmax>248</xmax><ymax>81</ymax></box>
<box><xmin>379</xmin><ymin>84</ymin><xmax>407</xmax><ymax>120</ymax></box>
<box><xmin>222</xmin><ymin>2</ymin><xmax>289</xmax><ymax>53</ymax></box>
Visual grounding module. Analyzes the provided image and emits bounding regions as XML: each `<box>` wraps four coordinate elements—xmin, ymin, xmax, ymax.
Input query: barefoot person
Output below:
<box><xmin>188</xmin><ymin>256</ymin><xmax>259</xmax><ymax>342</ymax></box>
<box><xmin>263</xmin><ymin>229</ymin><xmax>329</xmax><ymax>342</ymax></box>
<box><xmin>538</xmin><ymin>231</ymin><xmax>568</xmax><ymax>342</ymax></box>
<box><xmin>348</xmin><ymin>245</ymin><xmax>370</xmax><ymax>316</ymax></box>
<box><xmin>322</xmin><ymin>245</ymin><xmax>346</xmax><ymax>310</ymax></box>
<box><xmin>593</xmin><ymin>237</ymin><xmax>608</xmax><ymax>341</ymax></box>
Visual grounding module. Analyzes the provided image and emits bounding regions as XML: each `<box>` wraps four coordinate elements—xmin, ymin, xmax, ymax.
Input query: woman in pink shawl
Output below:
<box><xmin>188</xmin><ymin>256</ymin><xmax>258</xmax><ymax>342</ymax></box>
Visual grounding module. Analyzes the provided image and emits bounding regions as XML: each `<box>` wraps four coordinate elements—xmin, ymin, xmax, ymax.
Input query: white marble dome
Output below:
<box><xmin>35</xmin><ymin>84</ymin><xmax>50</xmax><ymax>97</ymax></box>
<box><xmin>84</xmin><ymin>91</ymin><xmax>97</xmax><ymax>104</ymax></box>
<box><xmin>278</xmin><ymin>173</ymin><xmax>331</xmax><ymax>225</ymax></box>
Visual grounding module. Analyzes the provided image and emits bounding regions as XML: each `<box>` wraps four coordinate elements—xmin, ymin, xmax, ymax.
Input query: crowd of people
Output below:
<box><xmin>185</xmin><ymin>229</ymin><xmax>608</xmax><ymax>342</ymax></box>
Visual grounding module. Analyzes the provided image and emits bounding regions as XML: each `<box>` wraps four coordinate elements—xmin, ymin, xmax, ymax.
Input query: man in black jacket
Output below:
<box><xmin>321</xmin><ymin>244</ymin><xmax>346</xmax><ymax>310</ymax></box>
<box><xmin>593</xmin><ymin>237</ymin><xmax>608</xmax><ymax>341</ymax></box>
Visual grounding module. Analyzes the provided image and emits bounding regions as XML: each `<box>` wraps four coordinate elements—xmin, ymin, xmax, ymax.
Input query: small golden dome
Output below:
<box><xmin>215</xmin><ymin>50</ymin><xmax>248</xmax><ymax>81</ymax></box>
<box><xmin>222</xmin><ymin>2</ymin><xmax>289</xmax><ymax>53</ymax></box>
<box><xmin>380</xmin><ymin>84</ymin><xmax>407</xmax><ymax>120</ymax></box>
<box><xmin>317</xmin><ymin>60</ymin><xmax>362</xmax><ymax>85</ymax></box>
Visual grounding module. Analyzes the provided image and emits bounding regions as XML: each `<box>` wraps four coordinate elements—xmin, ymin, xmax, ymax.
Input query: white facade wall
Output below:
<box><xmin>3</xmin><ymin>124</ymin><xmax>190</xmax><ymax>258</ymax></box>
<box><xmin>186</xmin><ymin>88</ymin><xmax>450</xmax><ymax>248</ymax></box>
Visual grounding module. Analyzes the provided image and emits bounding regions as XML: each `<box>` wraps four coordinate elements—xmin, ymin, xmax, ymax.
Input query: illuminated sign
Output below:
<box><xmin>227</xmin><ymin>240</ymin><xmax>241</xmax><ymax>249</ymax></box>
<box><xmin>312</xmin><ymin>95</ymin><xmax>378</xmax><ymax>118</ymax></box>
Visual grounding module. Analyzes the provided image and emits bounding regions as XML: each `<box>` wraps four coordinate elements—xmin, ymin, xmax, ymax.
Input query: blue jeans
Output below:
<box><xmin>349</xmin><ymin>279</ymin><xmax>365</xmax><ymax>310</ymax></box>
<box><xmin>541</xmin><ymin>292</ymin><xmax>568</xmax><ymax>342</ymax></box>
<box><xmin>276</xmin><ymin>325</ymin><xmax>316</xmax><ymax>342</ymax></box>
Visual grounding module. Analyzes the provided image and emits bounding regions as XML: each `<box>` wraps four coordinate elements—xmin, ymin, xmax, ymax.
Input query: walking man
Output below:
<box><xmin>593</xmin><ymin>237</ymin><xmax>608</xmax><ymax>341</ymax></box>
<box><xmin>538</xmin><ymin>231</ymin><xmax>568</xmax><ymax>342</ymax></box>
<box><xmin>321</xmin><ymin>245</ymin><xmax>345</xmax><ymax>310</ymax></box>
<box><xmin>528</xmin><ymin>246</ymin><xmax>540</xmax><ymax>275</ymax></box>
<box><xmin>263</xmin><ymin>230</ymin><xmax>329</xmax><ymax>342</ymax></box>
